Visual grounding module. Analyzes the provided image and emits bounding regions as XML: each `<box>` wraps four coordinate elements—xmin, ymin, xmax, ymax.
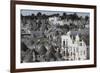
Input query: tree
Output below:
<box><xmin>37</xmin><ymin>12</ymin><xmax>42</xmax><ymax>19</ymax></box>
<box><xmin>62</xmin><ymin>12</ymin><xmax>67</xmax><ymax>19</ymax></box>
<box><xmin>72</xmin><ymin>13</ymin><xmax>78</xmax><ymax>21</ymax></box>
<box><xmin>56</xmin><ymin>13</ymin><xmax>60</xmax><ymax>17</ymax></box>
<box><xmin>21</xmin><ymin>42</ymin><xmax>29</xmax><ymax>51</ymax></box>
<box><xmin>63</xmin><ymin>12</ymin><xmax>67</xmax><ymax>16</ymax></box>
<box><xmin>31</xmin><ymin>13</ymin><xmax>35</xmax><ymax>19</ymax></box>
<box><xmin>21</xmin><ymin>14</ymin><xmax>23</xmax><ymax>20</ymax></box>
<box><xmin>42</xmin><ymin>14</ymin><xmax>47</xmax><ymax>19</ymax></box>
<box><xmin>38</xmin><ymin>45</ymin><xmax>47</xmax><ymax>55</ymax></box>
<box><xmin>85</xmin><ymin>16</ymin><xmax>89</xmax><ymax>21</ymax></box>
<box><xmin>49</xmin><ymin>45</ymin><xmax>56</xmax><ymax>54</ymax></box>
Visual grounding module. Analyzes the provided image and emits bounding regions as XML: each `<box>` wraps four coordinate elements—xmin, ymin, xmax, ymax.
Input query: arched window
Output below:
<box><xmin>80</xmin><ymin>43</ymin><xmax>82</xmax><ymax>46</ymax></box>
<box><xmin>63</xmin><ymin>40</ymin><xmax>65</xmax><ymax>48</ymax></box>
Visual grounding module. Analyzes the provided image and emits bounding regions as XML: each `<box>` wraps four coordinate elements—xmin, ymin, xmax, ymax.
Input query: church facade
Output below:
<box><xmin>61</xmin><ymin>31</ymin><xmax>87</xmax><ymax>61</ymax></box>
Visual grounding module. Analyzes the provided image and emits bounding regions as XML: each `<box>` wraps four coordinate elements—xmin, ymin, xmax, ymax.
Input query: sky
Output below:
<box><xmin>21</xmin><ymin>9</ymin><xmax>90</xmax><ymax>18</ymax></box>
